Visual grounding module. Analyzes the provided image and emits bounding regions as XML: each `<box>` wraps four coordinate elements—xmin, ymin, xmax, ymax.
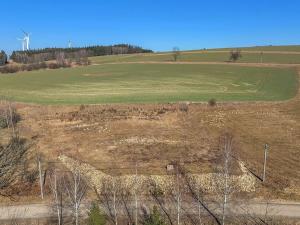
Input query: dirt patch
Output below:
<box><xmin>82</xmin><ymin>72</ymin><xmax>114</xmax><ymax>77</ymax></box>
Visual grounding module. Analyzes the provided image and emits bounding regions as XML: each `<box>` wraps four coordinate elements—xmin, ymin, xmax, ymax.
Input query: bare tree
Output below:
<box><xmin>0</xmin><ymin>100</ymin><xmax>20</xmax><ymax>136</ymax></box>
<box><xmin>112</xmin><ymin>177</ymin><xmax>118</xmax><ymax>225</ymax></box>
<box><xmin>64</xmin><ymin>170</ymin><xmax>87</xmax><ymax>225</ymax></box>
<box><xmin>181</xmin><ymin>166</ymin><xmax>221</xmax><ymax>225</ymax></box>
<box><xmin>148</xmin><ymin>179</ymin><xmax>174</xmax><ymax>225</ymax></box>
<box><xmin>134</xmin><ymin>162</ymin><xmax>139</xmax><ymax>225</ymax></box>
<box><xmin>215</xmin><ymin>133</ymin><xmax>235</xmax><ymax>225</ymax></box>
<box><xmin>172</xmin><ymin>47</ymin><xmax>180</xmax><ymax>62</ymax></box>
<box><xmin>94</xmin><ymin>176</ymin><xmax>123</xmax><ymax>225</ymax></box>
<box><xmin>0</xmin><ymin>137</ymin><xmax>29</xmax><ymax>198</ymax></box>
<box><xmin>56</xmin><ymin>52</ymin><xmax>67</xmax><ymax>66</ymax></box>
<box><xmin>172</xmin><ymin>163</ymin><xmax>182</xmax><ymax>225</ymax></box>
<box><xmin>49</xmin><ymin>168</ymin><xmax>64</xmax><ymax>225</ymax></box>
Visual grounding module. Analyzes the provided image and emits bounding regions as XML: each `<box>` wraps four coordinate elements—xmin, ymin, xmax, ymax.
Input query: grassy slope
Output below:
<box><xmin>207</xmin><ymin>45</ymin><xmax>300</xmax><ymax>52</ymax></box>
<box><xmin>91</xmin><ymin>52</ymin><xmax>300</xmax><ymax>64</ymax></box>
<box><xmin>0</xmin><ymin>64</ymin><xmax>297</xmax><ymax>104</ymax></box>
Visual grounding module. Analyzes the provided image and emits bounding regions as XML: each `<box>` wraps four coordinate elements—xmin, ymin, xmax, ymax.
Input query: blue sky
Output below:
<box><xmin>1</xmin><ymin>0</ymin><xmax>299</xmax><ymax>53</ymax></box>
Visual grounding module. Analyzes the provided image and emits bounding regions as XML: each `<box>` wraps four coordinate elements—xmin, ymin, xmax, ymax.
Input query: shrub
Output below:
<box><xmin>26</xmin><ymin>64</ymin><xmax>33</xmax><ymax>71</ymax></box>
<box><xmin>25</xmin><ymin>170</ymin><xmax>38</xmax><ymax>184</ymax></box>
<box><xmin>208</xmin><ymin>98</ymin><xmax>216</xmax><ymax>107</ymax></box>
<box><xmin>0</xmin><ymin>136</ymin><xmax>29</xmax><ymax>194</ymax></box>
<box><xmin>0</xmin><ymin>106</ymin><xmax>21</xmax><ymax>129</ymax></box>
<box><xmin>0</xmin><ymin>117</ymin><xmax>6</xmax><ymax>129</ymax></box>
<box><xmin>40</xmin><ymin>62</ymin><xmax>48</xmax><ymax>69</ymax></box>
<box><xmin>87</xmin><ymin>203</ymin><xmax>106</xmax><ymax>225</ymax></box>
<box><xmin>79</xmin><ymin>104</ymin><xmax>85</xmax><ymax>111</ymax></box>
<box><xmin>48</xmin><ymin>63</ymin><xmax>60</xmax><ymax>69</ymax></box>
<box><xmin>0</xmin><ymin>65</ymin><xmax>20</xmax><ymax>73</ymax></box>
<box><xmin>229</xmin><ymin>49</ymin><xmax>242</xmax><ymax>62</ymax></box>
<box><xmin>178</xmin><ymin>102</ymin><xmax>189</xmax><ymax>112</ymax></box>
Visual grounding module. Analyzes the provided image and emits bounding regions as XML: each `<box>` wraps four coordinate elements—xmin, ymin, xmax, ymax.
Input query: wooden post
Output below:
<box><xmin>38</xmin><ymin>156</ymin><xmax>44</xmax><ymax>199</ymax></box>
<box><xmin>263</xmin><ymin>144</ymin><xmax>269</xmax><ymax>182</ymax></box>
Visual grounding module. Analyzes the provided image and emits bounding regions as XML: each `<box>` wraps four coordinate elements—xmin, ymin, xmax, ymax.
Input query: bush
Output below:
<box><xmin>25</xmin><ymin>170</ymin><xmax>38</xmax><ymax>184</ymax></box>
<box><xmin>0</xmin><ymin>62</ymin><xmax>52</xmax><ymax>74</ymax></box>
<box><xmin>178</xmin><ymin>103</ymin><xmax>189</xmax><ymax>112</ymax></box>
<box><xmin>142</xmin><ymin>206</ymin><xmax>166</xmax><ymax>225</ymax></box>
<box><xmin>0</xmin><ymin>61</ymin><xmax>72</xmax><ymax>75</ymax></box>
<box><xmin>0</xmin><ymin>65</ymin><xmax>20</xmax><ymax>73</ymax></box>
<box><xmin>229</xmin><ymin>49</ymin><xmax>242</xmax><ymax>62</ymax></box>
<box><xmin>40</xmin><ymin>62</ymin><xmax>48</xmax><ymax>69</ymax></box>
<box><xmin>87</xmin><ymin>203</ymin><xmax>106</xmax><ymax>225</ymax></box>
<box><xmin>26</xmin><ymin>64</ymin><xmax>34</xmax><ymax>71</ymax></box>
<box><xmin>0</xmin><ymin>136</ymin><xmax>29</xmax><ymax>194</ymax></box>
<box><xmin>0</xmin><ymin>106</ymin><xmax>21</xmax><ymax>129</ymax></box>
<box><xmin>48</xmin><ymin>63</ymin><xmax>60</xmax><ymax>69</ymax></box>
<box><xmin>208</xmin><ymin>98</ymin><xmax>216</xmax><ymax>107</ymax></box>
<box><xmin>0</xmin><ymin>117</ymin><xmax>6</xmax><ymax>129</ymax></box>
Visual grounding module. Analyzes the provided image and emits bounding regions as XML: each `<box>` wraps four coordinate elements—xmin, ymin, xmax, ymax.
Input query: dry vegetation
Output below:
<box><xmin>0</xmin><ymin>69</ymin><xmax>299</xmax><ymax>203</ymax></box>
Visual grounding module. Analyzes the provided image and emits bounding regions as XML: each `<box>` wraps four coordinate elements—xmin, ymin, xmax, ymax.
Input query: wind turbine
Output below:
<box><xmin>17</xmin><ymin>37</ymin><xmax>25</xmax><ymax>51</ymax></box>
<box><xmin>68</xmin><ymin>40</ymin><xmax>72</xmax><ymax>48</ymax></box>
<box><xmin>21</xmin><ymin>30</ymin><xmax>31</xmax><ymax>51</ymax></box>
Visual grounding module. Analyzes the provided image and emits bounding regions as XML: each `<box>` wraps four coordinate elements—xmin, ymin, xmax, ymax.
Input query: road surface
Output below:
<box><xmin>0</xmin><ymin>201</ymin><xmax>299</xmax><ymax>220</ymax></box>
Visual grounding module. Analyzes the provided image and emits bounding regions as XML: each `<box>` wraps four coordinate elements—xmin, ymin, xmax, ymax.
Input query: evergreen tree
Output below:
<box><xmin>0</xmin><ymin>51</ymin><xmax>7</xmax><ymax>66</ymax></box>
<box><xmin>87</xmin><ymin>203</ymin><xmax>106</xmax><ymax>225</ymax></box>
<box><xmin>142</xmin><ymin>206</ymin><xmax>166</xmax><ymax>225</ymax></box>
<box><xmin>10</xmin><ymin>44</ymin><xmax>153</xmax><ymax>64</ymax></box>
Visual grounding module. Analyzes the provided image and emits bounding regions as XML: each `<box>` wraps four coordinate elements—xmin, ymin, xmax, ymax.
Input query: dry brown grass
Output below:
<box><xmin>0</xmin><ymin>69</ymin><xmax>299</xmax><ymax>202</ymax></box>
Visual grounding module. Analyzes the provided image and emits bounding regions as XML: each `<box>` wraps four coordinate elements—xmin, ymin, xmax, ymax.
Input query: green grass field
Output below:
<box><xmin>207</xmin><ymin>45</ymin><xmax>300</xmax><ymax>52</ymax></box>
<box><xmin>0</xmin><ymin>64</ymin><xmax>297</xmax><ymax>104</ymax></box>
<box><xmin>90</xmin><ymin>51</ymin><xmax>300</xmax><ymax>65</ymax></box>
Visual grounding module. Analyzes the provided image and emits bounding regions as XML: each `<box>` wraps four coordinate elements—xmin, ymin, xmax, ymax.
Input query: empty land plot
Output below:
<box><xmin>8</xmin><ymin>88</ymin><xmax>300</xmax><ymax>200</ymax></box>
<box><xmin>0</xmin><ymin>64</ymin><xmax>297</xmax><ymax>104</ymax></box>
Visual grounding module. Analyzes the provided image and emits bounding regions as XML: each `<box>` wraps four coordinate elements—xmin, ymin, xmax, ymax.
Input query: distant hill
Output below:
<box><xmin>195</xmin><ymin>45</ymin><xmax>300</xmax><ymax>52</ymax></box>
<box><xmin>10</xmin><ymin>44</ymin><xmax>153</xmax><ymax>64</ymax></box>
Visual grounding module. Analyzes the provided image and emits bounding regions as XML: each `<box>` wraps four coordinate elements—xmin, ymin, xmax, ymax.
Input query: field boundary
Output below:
<box><xmin>92</xmin><ymin>61</ymin><xmax>300</xmax><ymax>68</ymax></box>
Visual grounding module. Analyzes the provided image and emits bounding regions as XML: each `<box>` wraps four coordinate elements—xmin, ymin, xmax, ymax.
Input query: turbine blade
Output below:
<box><xmin>21</xmin><ymin>29</ymin><xmax>28</xmax><ymax>36</ymax></box>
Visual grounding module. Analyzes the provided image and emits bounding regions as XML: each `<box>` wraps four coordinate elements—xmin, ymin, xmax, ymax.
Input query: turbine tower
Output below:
<box><xmin>17</xmin><ymin>30</ymin><xmax>31</xmax><ymax>51</ymax></box>
<box><xmin>68</xmin><ymin>40</ymin><xmax>72</xmax><ymax>48</ymax></box>
<box><xmin>21</xmin><ymin>30</ymin><xmax>31</xmax><ymax>51</ymax></box>
<box><xmin>17</xmin><ymin>37</ymin><xmax>26</xmax><ymax>51</ymax></box>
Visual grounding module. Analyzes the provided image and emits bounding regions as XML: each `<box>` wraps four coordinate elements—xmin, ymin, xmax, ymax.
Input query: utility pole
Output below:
<box><xmin>263</xmin><ymin>144</ymin><xmax>269</xmax><ymax>182</ymax></box>
<box><xmin>260</xmin><ymin>51</ymin><xmax>263</xmax><ymax>63</ymax></box>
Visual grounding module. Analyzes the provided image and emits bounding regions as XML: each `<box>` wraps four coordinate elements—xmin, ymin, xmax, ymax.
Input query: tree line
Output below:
<box><xmin>10</xmin><ymin>44</ymin><xmax>153</xmax><ymax>64</ymax></box>
<box><xmin>0</xmin><ymin>50</ymin><xmax>7</xmax><ymax>66</ymax></box>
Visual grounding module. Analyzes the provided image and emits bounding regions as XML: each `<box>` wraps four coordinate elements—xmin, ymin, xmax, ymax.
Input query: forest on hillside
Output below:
<box><xmin>10</xmin><ymin>44</ymin><xmax>153</xmax><ymax>64</ymax></box>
